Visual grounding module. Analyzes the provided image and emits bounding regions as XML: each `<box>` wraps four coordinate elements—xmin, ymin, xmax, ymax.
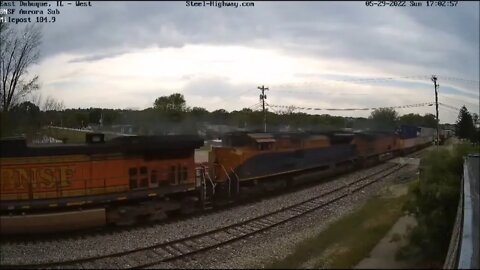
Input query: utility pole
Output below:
<box><xmin>258</xmin><ymin>85</ymin><xmax>269</xmax><ymax>132</ymax></box>
<box><xmin>431</xmin><ymin>75</ymin><xmax>440</xmax><ymax>145</ymax></box>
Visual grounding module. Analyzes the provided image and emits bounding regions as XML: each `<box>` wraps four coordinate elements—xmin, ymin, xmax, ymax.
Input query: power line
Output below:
<box><xmin>247</xmin><ymin>101</ymin><xmax>262</xmax><ymax>111</ymax></box>
<box><xmin>436</xmin><ymin>75</ymin><xmax>480</xmax><ymax>84</ymax></box>
<box><xmin>327</xmin><ymin>74</ymin><xmax>478</xmax><ymax>84</ymax></box>
<box><xmin>438</xmin><ymin>94</ymin><xmax>479</xmax><ymax>108</ymax></box>
<box><xmin>439</xmin><ymin>102</ymin><xmax>460</xmax><ymax>111</ymax></box>
<box><xmin>322</xmin><ymin>75</ymin><xmax>428</xmax><ymax>83</ymax></box>
<box><xmin>268</xmin><ymin>102</ymin><xmax>435</xmax><ymax>112</ymax></box>
<box><xmin>265</xmin><ymin>102</ymin><xmax>280</xmax><ymax>114</ymax></box>
<box><xmin>273</xmin><ymin>75</ymin><xmax>478</xmax><ymax>89</ymax></box>
<box><xmin>274</xmin><ymin>88</ymin><xmax>429</xmax><ymax>97</ymax></box>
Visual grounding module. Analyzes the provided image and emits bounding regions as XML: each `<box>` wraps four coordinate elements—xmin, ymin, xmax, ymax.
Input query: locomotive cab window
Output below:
<box><xmin>129</xmin><ymin>167</ymin><xmax>149</xmax><ymax>189</ymax></box>
<box><xmin>258</xmin><ymin>142</ymin><xmax>273</xmax><ymax>151</ymax></box>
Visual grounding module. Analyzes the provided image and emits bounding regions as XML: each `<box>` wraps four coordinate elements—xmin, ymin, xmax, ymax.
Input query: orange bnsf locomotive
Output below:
<box><xmin>0</xmin><ymin>133</ymin><xmax>203</xmax><ymax>234</ymax></box>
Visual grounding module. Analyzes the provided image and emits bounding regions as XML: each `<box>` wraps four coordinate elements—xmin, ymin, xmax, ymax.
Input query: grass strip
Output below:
<box><xmin>266</xmin><ymin>183</ymin><xmax>413</xmax><ymax>269</ymax></box>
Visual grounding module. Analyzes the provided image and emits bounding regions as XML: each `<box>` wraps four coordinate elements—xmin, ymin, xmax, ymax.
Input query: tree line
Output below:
<box><xmin>2</xmin><ymin>91</ymin><xmax>467</xmax><ymax>141</ymax></box>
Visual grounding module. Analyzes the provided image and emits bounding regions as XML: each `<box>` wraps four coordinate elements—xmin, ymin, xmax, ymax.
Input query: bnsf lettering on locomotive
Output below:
<box><xmin>0</xmin><ymin>167</ymin><xmax>75</xmax><ymax>191</ymax></box>
<box><xmin>0</xmin><ymin>169</ymin><xmax>15</xmax><ymax>190</ymax></box>
<box><xmin>59</xmin><ymin>168</ymin><xmax>74</xmax><ymax>187</ymax></box>
<box><xmin>35</xmin><ymin>167</ymin><xmax>56</xmax><ymax>189</ymax></box>
<box><xmin>16</xmin><ymin>169</ymin><xmax>29</xmax><ymax>189</ymax></box>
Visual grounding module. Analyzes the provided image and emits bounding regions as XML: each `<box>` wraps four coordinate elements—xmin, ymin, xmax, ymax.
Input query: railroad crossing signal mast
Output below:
<box><xmin>258</xmin><ymin>85</ymin><xmax>269</xmax><ymax>132</ymax></box>
<box><xmin>431</xmin><ymin>75</ymin><xmax>440</xmax><ymax>145</ymax></box>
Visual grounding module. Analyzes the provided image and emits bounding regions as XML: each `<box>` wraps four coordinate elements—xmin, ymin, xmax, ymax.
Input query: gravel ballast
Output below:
<box><xmin>164</xmin><ymin>165</ymin><xmax>418</xmax><ymax>269</ymax></box>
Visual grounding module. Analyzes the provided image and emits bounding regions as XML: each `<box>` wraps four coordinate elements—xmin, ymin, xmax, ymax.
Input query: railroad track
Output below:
<box><xmin>2</xmin><ymin>154</ymin><xmax>422</xmax><ymax>269</ymax></box>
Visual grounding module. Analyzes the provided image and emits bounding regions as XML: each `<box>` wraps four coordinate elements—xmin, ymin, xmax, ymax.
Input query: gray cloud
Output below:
<box><xmin>68</xmin><ymin>50</ymin><xmax>130</xmax><ymax>63</ymax></box>
<box><xmin>34</xmin><ymin>1</ymin><xmax>479</xmax><ymax>81</ymax></box>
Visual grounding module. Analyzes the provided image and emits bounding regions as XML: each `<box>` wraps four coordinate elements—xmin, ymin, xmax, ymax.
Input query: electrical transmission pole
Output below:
<box><xmin>258</xmin><ymin>85</ymin><xmax>269</xmax><ymax>132</ymax></box>
<box><xmin>431</xmin><ymin>75</ymin><xmax>440</xmax><ymax>145</ymax></box>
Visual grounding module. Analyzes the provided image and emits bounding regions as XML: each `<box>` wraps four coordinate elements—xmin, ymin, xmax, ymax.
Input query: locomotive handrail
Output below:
<box><xmin>218</xmin><ymin>163</ymin><xmax>232</xmax><ymax>198</ymax></box>
<box><xmin>230</xmin><ymin>167</ymin><xmax>240</xmax><ymax>195</ymax></box>
<box><xmin>200</xmin><ymin>164</ymin><xmax>216</xmax><ymax>196</ymax></box>
<box><xmin>229</xmin><ymin>167</ymin><xmax>240</xmax><ymax>181</ymax></box>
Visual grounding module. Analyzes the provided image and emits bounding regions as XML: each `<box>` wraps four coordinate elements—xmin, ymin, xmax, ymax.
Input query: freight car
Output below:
<box><xmin>0</xmin><ymin>133</ymin><xmax>204</xmax><ymax>234</ymax></box>
<box><xmin>439</xmin><ymin>129</ymin><xmax>454</xmax><ymax>145</ymax></box>
<box><xmin>351</xmin><ymin>131</ymin><xmax>398</xmax><ymax>166</ymax></box>
<box><xmin>396</xmin><ymin>125</ymin><xmax>434</xmax><ymax>154</ymax></box>
<box><xmin>206</xmin><ymin>131</ymin><xmax>379</xmax><ymax>202</ymax></box>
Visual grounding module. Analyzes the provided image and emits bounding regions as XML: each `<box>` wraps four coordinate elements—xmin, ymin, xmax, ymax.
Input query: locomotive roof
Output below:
<box><xmin>223</xmin><ymin>131</ymin><xmax>356</xmax><ymax>138</ymax></box>
<box><xmin>353</xmin><ymin>130</ymin><xmax>397</xmax><ymax>138</ymax></box>
<box><xmin>222</xmin><ymin>131</ymin><xmax>356</xmax><ymax>146</ymax></box>
<box><xmin>0</xmin><ymin>135</ymin><xmax>204</xmax><ymax>158</ymax></box>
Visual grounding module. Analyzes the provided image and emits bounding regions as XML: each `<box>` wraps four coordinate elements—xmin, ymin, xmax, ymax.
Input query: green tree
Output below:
<box><xmin>89</xmin><ymin>108</ymin><xmax>102</xmax><ymax>124</ymax></box>
<box><xmin>190</xmin><ymin>106</ymin><xmax>209</xmax><ymax>121</ymax></box>
<box><xmin>210</xmin><ymin>109</ymin><xmax>229</xmax><ymax>124</ymax></box>
<box><xmin>403</xmin><ymin>144</ymin><xmax>479</xmax><ymax>263</ymax></box>
<box><xmin>102</xmin><ymin>109</ymin><xmax>120</xmax><ymax>126</ymax></box>
<box><xmin>153</xmin><ymin>96</ymin><xmax>169</xmax><ymax>111</ymax></box>
<box><xmin>455</xmin><ymin>106</ymin><xmax>476</xmax><ymax>142</ymax></box>
<box><xmin>2</xmin><ymin>101</ymin><xmax>41</xmax><ymax>137</ymax></box>
<box><xmin>422</xmin><ymin>114</ymin><xmax>437</xmax><ymax>128</ymax></box>
<box><xmin>72</xmin><ymin>111</ymin><xmax>89</xmax><ymax>128</ymax></box>
<box><xmin>369</xmin><ymin>108</ymin><xmax>398</xmax><ymax>131</ymax></box>
<box><xmin>153</xmin><ymin>93</ymin><xmax>186</xmax><ymax>112</ymax></box>
<box><xmin>399</xmin><ymin>113</ymin><xmax>437</xmax><ymax>128</ymax></box>
<box><xmin>153</xmin><ymin>93</ymin><xmax>187</xmax><ymax>123</ymax></box>
<box><xmin>370</xmin><ymin>107</ymin><xmax>398</xmax><ymax>123</ymax></box>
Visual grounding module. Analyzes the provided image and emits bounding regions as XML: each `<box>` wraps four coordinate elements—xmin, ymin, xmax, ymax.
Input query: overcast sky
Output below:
<box><xmin>11</xmin><ymin>1</ymin><xmax>480</xmax><ymax>123</ymax></box>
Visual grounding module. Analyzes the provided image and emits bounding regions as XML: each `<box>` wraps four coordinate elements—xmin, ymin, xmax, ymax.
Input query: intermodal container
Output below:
<box><xmin>398</xmin><ymin>125</ymin><xmax>420</xmax><ymax>139</ymax></box>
